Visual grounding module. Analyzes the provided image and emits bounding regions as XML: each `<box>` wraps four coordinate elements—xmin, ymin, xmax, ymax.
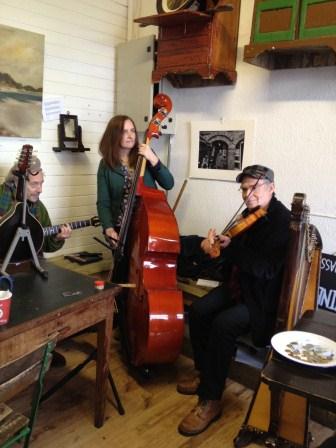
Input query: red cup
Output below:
<box><xmin>0</xmin><ymin>290</ymin><xmax>12</xmax><ymax>325</ymax></box>
<box><xmin>94</xmin><ymin>280</ymin><xmax>105</xmax><ymax>291</ymax></box>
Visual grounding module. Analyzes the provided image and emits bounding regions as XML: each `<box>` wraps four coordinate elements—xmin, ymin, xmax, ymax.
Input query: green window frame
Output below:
<box><xmin>253</xmin><ymin>0</ymin><xmax>300</xmax><ymax>43</ymax></box>
<box><xmin>299</xmin><ymin>0</ymin><xmax>336</xmax><ymax>39</ymax></box>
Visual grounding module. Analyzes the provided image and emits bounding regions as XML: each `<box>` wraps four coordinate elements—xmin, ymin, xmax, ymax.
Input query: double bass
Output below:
<box><xmin>112</xmin><ymin>94</ymin><xmax>184</xmax><ymax>367</ymax></box>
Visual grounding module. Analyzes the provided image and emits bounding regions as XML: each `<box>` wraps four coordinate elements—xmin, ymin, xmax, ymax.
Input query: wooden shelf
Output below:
<box><xmin>134</xmin><ymin>10</ymin><xmax>212</xmax><ymax>27</ymax></box>
<box><xmin>244</xmin><ymin>0</ymin><xmax>336</xmax><ymax>70</ymax></box>
<box><xmin>244</xmin><ymin>36</ymin><xmax>336</xmax><ymax>70</ymax></box>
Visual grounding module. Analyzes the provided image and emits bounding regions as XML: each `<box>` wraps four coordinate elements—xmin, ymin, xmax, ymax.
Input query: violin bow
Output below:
<box><xmin>221</xmin><ymin>176</ymin><xmax>264</xmax><ymax>235</ymax></box>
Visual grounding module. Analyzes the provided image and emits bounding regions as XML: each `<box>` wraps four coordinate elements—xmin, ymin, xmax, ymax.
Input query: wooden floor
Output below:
<box><xmin>14</xmin><ymin>331</ymin><xmax>333</xmax><ymax>448</ymax></box>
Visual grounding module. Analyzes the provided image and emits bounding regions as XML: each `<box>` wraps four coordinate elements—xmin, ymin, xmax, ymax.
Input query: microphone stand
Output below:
<box><xmin>0</xmin><ymin>171</ymin><xmax>48</xmax><ymax>278</ymax></box>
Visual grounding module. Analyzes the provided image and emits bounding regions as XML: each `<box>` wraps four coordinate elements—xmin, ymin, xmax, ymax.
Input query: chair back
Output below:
<box><xmin>275</xmin><ymin>193</ymin><xmax>322</xmax><ymax>332</ymax></box>
<box><xmin>0</xmin><ymin>335</ymin><xmax>57</xmax><ymax>448</ymax></box>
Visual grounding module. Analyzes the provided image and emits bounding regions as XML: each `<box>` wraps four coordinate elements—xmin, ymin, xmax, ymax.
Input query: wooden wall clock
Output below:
<box><xmin>135</xmin><ymin>0</ymin><xmax>241</xmax><ymax>88</ymax></box>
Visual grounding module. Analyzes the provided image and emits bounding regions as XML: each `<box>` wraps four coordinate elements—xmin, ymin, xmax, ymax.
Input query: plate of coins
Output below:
<box><xmin>271</xmin><ymin>331</ymin><xmax>336</xmax><ymax>368</ymax></box>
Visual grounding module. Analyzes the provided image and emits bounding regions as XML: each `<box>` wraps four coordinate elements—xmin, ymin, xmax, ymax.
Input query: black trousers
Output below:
<box><xmin>189</xmin><ymin>284</ymin><xmax>251</xmax><ymax>400</ymax></box>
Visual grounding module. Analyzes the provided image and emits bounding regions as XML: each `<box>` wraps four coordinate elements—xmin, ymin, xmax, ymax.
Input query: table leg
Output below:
<box><xmin>94</xmin><ymin>298</ymin><xmax>113</xmax><ymax>427</ymax></box>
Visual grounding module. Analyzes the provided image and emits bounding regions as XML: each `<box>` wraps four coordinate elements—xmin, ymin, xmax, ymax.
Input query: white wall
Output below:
<box><xmin>1</xmin><ymin>0</ymin><xmax>335</xmax><ymax>259</ymax></box>
<box><xmin>0</xmin><ymin>0</ymin><xmax>128</xmax><ymax>258</ymax></box>
<box><xmin>131</xmin><ymin>0</ymin><xmax>336</xmax><ymax>255</ymax></box>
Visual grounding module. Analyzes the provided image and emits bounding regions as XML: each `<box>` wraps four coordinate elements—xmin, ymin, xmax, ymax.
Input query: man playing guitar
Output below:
<box><xmin>0</xmin><ymin>153</ymin><xmax>71</xmax><ymax>368</ymax></box>
<box><xmin>0</xmin><ymin>154</ymin><xmax>72</xmax><ymax>252</ymax></box>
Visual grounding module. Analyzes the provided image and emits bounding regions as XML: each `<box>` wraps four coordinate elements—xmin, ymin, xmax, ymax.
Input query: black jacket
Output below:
<box><xmin>226</xmin><ymin>196</ymin><xmax>291</xmax><ymax>346</ymax></box>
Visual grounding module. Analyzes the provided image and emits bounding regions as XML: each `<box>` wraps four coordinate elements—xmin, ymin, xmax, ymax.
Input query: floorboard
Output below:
<box><xmin>10</xmin><ymin>331</ymin><xmax>333</xmax><ymax>448</ymax></box>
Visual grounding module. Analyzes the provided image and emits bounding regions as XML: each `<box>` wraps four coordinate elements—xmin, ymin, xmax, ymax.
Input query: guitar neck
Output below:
<box><xmin>43</xmin><ymin>219</ymin><xmax>91</xmax><ymax>237</ymax></box>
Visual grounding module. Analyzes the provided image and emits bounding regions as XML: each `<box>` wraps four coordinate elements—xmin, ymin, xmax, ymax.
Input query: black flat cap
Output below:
<box><xmin>236</xmin><ymin>165</ymin><xmax>274</xmax><ymax>183</ymax></box>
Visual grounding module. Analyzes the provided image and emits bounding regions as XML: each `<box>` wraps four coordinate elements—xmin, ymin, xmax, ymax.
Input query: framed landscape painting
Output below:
<box><xmin>0</xmin><ymin>24</ymin><xmax>44</xmax><ymax>138</ymax></box>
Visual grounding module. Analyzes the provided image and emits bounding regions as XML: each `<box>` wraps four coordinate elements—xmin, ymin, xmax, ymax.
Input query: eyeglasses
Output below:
<box><xmin>238</xmin><ymin>182</ymin><xmax>267</xmax><ymax>195</ymax></box>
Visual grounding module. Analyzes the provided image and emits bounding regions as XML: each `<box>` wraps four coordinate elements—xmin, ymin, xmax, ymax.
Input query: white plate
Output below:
<box><xmin>271</xmin><ymin>331</ymin><xmax>336</xmax><ymax>368</ymax></box>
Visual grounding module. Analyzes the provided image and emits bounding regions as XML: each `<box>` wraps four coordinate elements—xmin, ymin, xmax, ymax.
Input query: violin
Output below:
<box><xmin>206</xmin><ymin>208</ymin><xmax>267</xmax><ymax>258</ymax></box>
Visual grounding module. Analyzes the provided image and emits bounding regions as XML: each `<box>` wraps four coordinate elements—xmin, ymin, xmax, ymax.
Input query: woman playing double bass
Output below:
<box><xmin>96</xmin><ymin>115</ymin><xmax>174</xmax><ymax>244</ymax></box>
<box><xmin>96</xmin><ymin>110</ymin><xmax>183</xmax><ymax>368</ymax></box>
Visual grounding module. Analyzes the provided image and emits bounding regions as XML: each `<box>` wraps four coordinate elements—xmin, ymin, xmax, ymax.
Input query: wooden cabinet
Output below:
<box><xmin>134</xmin><ymin>0</ymin><xmax>241</xmax><ymax>88</ymax></box>
<box><xmin>244</xmin><ymin>0</ymin><xmax>336</xmax><ymax>70</ymax></box>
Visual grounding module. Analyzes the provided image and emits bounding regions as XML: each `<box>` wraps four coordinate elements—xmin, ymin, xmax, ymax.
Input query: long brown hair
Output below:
<box><xmin>99</xmin><ymin>115</ymin><xmax>139</xmax><ymax>169</ymax></box>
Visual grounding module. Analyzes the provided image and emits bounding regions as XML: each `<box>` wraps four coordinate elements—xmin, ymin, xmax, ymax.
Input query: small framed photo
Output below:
<box><xmin>189</xmin><ymin>120</ymin><xmax>254</xmax><ymax>181</ymax></box>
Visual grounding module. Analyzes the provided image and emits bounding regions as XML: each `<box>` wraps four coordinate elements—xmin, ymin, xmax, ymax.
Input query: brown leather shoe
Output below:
<box><xmin>177</xmin><ymin>376</ymin><xmax>200</xmax><ymax>395</ymax></box>
<box><xmin>178</xmin><ymin>399</ymin><xmax>222</xmax><ymax>436</ymax></box>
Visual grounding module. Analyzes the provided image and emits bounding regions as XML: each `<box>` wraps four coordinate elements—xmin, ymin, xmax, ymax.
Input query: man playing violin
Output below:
<box><xmin>177</xmin><ymin>164</ymin><xmax>291</xmax><ymax>437</ymax></box>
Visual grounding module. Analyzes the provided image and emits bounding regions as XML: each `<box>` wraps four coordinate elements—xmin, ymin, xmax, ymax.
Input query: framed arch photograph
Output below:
<box><xmin>189</xmin><ymin>120</ymin><xmax>254</xmax><ymax>181</ymax></box>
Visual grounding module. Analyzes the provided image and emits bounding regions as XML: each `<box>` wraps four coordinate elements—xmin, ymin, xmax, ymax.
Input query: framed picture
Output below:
<box><xmin>189</xmin><ymin>120</ymin><xmax>254</xmax><ymax>181</ymax></box>
<box><xmin>0</xmin><ymin>24</ymin><xmax>44</xmax><ymax>138</ymax></box>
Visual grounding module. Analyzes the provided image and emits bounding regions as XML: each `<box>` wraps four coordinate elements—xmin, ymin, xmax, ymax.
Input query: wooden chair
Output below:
<box><xmin>234</xmin><ymin>193</ymin><xmax>323</xmax><ymax>448</ymax></box>
<box><xmin>0</xmin><ymin>336</ymin><xmax>57</xmax><ymax>448</ymax></box>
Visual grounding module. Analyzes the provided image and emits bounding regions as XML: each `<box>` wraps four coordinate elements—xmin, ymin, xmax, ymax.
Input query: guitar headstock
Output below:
<box><xmin>90</xmin><ymin>216</ymin><xmax>101</xmax><ymax>227</ymax></box>
<box><xmin>17</xmin><ymin>144</ymin><xmax>33</xmax><ymax>174</ymax></box>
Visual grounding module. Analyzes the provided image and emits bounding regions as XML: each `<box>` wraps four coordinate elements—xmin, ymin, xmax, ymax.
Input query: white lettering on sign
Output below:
<box><xmin>318</xmin><ymin>287</ymin><xmax>336</xmax><ymax>311</ymax></box>
<box><xmin>320</xmin><ymin>257</ymin><xmax>336</xmax><ymax>273</ymax></box>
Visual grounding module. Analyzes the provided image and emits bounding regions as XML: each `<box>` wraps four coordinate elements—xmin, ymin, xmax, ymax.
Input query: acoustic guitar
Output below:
<box><xmin>0</xmin><ymin>206</ymin><xmax>100</xmax><ymax>263</ymax></box>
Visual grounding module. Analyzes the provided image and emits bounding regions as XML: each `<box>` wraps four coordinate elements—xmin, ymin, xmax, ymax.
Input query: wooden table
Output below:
<box><xmin>262</xmin><ymin>309</ymin><xmax>336</xmax><ymax>412</ymax></box>
<box><xmin>0</xmin><ymin>261</ymin><xmax>120</xmax><ymax>428</ymax></box>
